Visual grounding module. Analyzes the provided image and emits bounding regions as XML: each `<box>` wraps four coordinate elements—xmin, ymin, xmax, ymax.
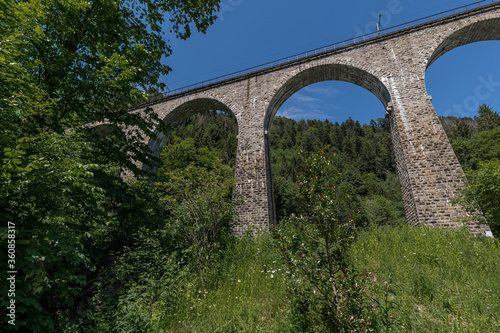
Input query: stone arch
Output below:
<box><xmin>264</xmin><ymin>64</ymin><xmax>391</xmax><ymax>131</ymax></box>
<box><xmin>144</xmin><ymin>97</ymin><xmax>237</xmax><ymax>175</ymax></box>
<box><xmin>427</xmin><ymin>17</ymin><xmax>500</xmax><ymax>69</ymax></box>
<box><xmin>263</xmin><ymin>63</ymin><xmax>392</xmax><ymax>223</ymax></box>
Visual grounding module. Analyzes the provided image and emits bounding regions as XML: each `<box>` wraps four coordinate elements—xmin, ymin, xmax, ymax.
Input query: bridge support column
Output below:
<box><xmin>387</xmin><ymin>76</ymin><xmax>490</xmax><ymax>235</ymax></box>
<box><xmin>233</xmin><ymin>120</ymin><xmax>273</xmax><ymax>236</ymax></box>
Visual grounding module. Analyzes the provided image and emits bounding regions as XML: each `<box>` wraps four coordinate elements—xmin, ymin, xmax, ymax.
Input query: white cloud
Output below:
<box><xmin>279</xmin><ymin>105</ymin><xmax>339</xmax><ymax>121</ymax></box>
<box><xmin>303</xmin><ymin>85</ymin><xmax>342</xmax><ymax>97</ymax></box>
<box><xmin>277</xmin><ymin>83</ymin><xmax>346</xmax><ymax>121</ymax></box>
<box><xmin>291</xmin><ymin>93</ymin><xmax>321</xmax><ymax>103</ymax></box>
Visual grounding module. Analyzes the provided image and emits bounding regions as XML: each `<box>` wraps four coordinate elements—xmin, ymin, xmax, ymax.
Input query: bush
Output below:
<box><xmin>454</xmin><ymin>159</ymin><xmax>500</xmax><ymax>237</ymax></box>
<box><xmin>274</xmin><ymin>148</ymin><xmax>376</xmax><ymax>332</ymax></box>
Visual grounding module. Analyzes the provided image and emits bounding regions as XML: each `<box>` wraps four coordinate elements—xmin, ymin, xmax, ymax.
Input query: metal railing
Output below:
<box><xmin>146</xmin><ymin>0</ymin><xmax>497</xmax><ymax>104</ymax></box>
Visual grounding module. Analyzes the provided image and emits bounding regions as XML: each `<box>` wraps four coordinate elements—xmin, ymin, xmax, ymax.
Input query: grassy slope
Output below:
<box><xmin>91</xmin><ymin>225</ymin><xmax>499</xmax><ymax>332</ymax></box>
<box><xmin>166</xmin><ymin>232</ymin><xmax>294</xmax><ymax>332</ymax></box>
<box><xmin>178</xmin><ymin>226</ymin><xmax>500</xmax><ymax>332</ymax></box>
<box><xmin>352</xmin><ymin>225</ymin><xmax>500</xmax><ymax>332</ymax></box>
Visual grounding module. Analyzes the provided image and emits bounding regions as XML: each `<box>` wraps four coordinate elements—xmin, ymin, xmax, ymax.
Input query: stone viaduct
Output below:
<box><xmin>131</xmin><ymin>1</ymin><xmax>499</xmax><ymax>236</ymax></box>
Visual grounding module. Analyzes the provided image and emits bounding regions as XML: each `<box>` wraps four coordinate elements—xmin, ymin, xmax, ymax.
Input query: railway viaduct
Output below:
<box><xmin>126</xmin><ymin>1</ymin><xmax>499</xmax><ymax>236</ymax></box>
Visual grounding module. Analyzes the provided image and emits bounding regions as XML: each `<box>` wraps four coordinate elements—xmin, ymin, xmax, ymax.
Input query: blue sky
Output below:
<box><xmin>162</xmin><ymin>0</ymin><xmax>500</xmax><ymax>124</ymax></box>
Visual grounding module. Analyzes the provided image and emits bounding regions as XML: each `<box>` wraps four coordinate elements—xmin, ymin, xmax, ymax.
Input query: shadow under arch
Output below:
<box><xmin>427</xmin><ymin>17</ymin><xmax>500</xmax><ymax>69</ymax></box>
<box><xmin>144</xmin><ymin>97</ymin><xmax>237</xmax><ymax>176</ymax></box>
<box><xmin>263</xmin><ymin>63</ymin><xmax>392</xmax><ymax>223</ymax></box>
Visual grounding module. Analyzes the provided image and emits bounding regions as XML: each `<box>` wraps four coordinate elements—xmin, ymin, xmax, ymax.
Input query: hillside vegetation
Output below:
<box><xmin>3</xmin><ymin>106</ymin><xmax>499</xmax><ymax>331</ymax></box>
<box><xmin>3</xmin><ymin>2</ymin><xmax>499</xmax><ymax>331</ymax></box>
<box><xmin>60</xmin><ymin>109</ymin><xmax>499</xmax><ymax>332</ymax></box>
<box><xmin>440</xmin><ymin>104</ymin><xmax>500</xmax><ymax>235</ymax></box>
<box><xmin>65</xmin><ymin>225</ymin><xmax>500</xmax><ymax>332</ymax></box>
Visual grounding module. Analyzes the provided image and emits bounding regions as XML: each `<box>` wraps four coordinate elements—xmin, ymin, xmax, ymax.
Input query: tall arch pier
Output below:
<box><xmin>137</xmin><ymin>2</ymin><xmax>500</xmax><ymax>236</ymax></box>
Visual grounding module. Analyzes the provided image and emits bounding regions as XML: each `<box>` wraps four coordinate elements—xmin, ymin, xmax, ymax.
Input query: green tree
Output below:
<box><xmin>450</xmin><ymin>137</ymin><xmax>472</xmax><ymax>170</ymax></box>
<box><xmin>0</xmin><ymin>131</ymin><xmax>177</xmax><ymax>331</ymax></box>
<box><xmin>475</xmin><ymin>104</ymin><xmax>500</xmax><ymax>133</ymax></box>
<box><xmin>469</xmin><ymin>127</ymin><xmax>500</xmax><ymax>168</ymax></box>
<box><xmin>172</xmin><ymin>111</ymin><xmax>238</xmax><ymax>167</ymax></box>
<box><xmin>2</xmin><ymin>0</ymin><xmax>220</xmax><ymax>175</ymax></box>
<box><xmin>454</xmin><ymin>159</ymin><xmax>500</xmax><ymax>237</ymax></box>
<box><xmin>270</xmin><ymin>146</ymin><xmax>309</xmax><ymax>219</ymax></box>
<box><xmin>155</xmin><ymin>136</ymin><xmax>234</xmax><ymax>209</ymax></box>
<box><xmin>452</xmin><ymin>118</ymin><xmax>474</xmax><ymax>139</ymax></box>
<box><xmin>157</xmin><ymin>136</ymin><xmax>220</xmax><ymax>173</ymax></box>
<box><xmin>0</xmin><ymin>0</ymin><xmax>221</xmax><ymax>330</ymax></box>
<box><xmin>0</xmin><ymin>0</ymin><xmax>48</xmax><ymax>198</ymax></box>
<box><xmin>1</xmin><ymin>133</ymin><xmax>111</xmax><ymax>331</ymax></box>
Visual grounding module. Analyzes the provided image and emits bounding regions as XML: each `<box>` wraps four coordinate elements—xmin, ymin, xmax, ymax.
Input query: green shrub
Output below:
<box><xmin>454</xmin><ymin>159</ymin><xmax>500</xmax><ymax>236</ymax></box>
<box><xmin>275</xmin><ymin>148</ymin><xmax>376</xmax><ymax>332</ymax></box>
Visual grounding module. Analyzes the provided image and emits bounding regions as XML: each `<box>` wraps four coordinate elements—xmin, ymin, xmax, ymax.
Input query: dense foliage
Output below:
<box><xmin>270</xmin><ymin>116</ymin><xmax>405</xmax><ymax>226</ymax></box>
<box><xmin>0</xmin><ymin>0</ymin><xmax>221</xmax><ymax>331</ymax></box>
<box><xmin>440</xmin><ymin>104</ymin><xmax>500</xmax><ymax>235</ymax></box>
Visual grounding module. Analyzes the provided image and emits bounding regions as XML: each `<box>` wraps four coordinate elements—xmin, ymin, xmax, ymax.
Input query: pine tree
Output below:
<box><xmin>475</xmin><ymin>104</ymin><xmax>500</xmax><ymax>132</ymax></box>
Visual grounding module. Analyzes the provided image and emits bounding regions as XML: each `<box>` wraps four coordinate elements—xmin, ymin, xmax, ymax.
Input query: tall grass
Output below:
<box><xmin>163</xmin><ymin>225</ymin><xmax>500</xmax><ymax>332</ymax></box>
<box><xmin>164</xmin><ymin>231</ymin><xmax>295</xmax><ymax>332</ymax></box>
<box><xmin>79</xmin><ymin>225</ymin><xmax>499</xmax><ymax>332</ymax></box>
<box><xmin>351</xmin><ymin>225</ymin><xmax>500</xmax><ymax>332</ymax></box>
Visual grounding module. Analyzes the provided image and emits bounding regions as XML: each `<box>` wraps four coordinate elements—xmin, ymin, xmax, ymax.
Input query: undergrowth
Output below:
<box><xmin>169</xmin><ymin>231</ymin><xmax>295</xmax><ymax>332</ymax></box>
<box><xmin>70</xmin><ymin>225</ymin><xmax>499</xmax><ymax>332</ymax></box>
